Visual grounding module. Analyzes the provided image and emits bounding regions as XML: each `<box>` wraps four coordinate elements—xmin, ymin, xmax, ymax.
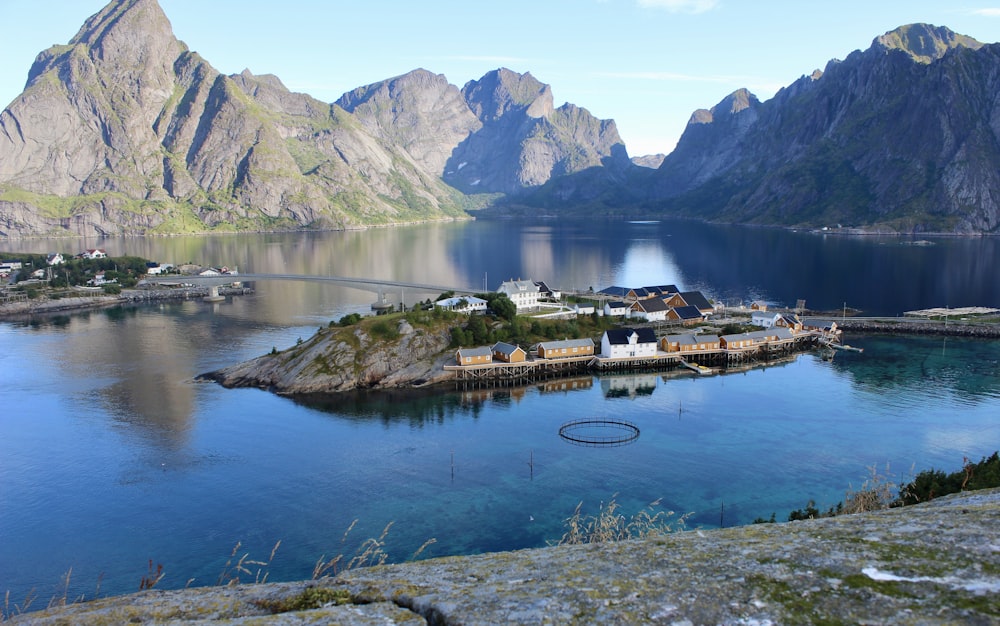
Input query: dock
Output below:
<box><xmin>446</xmin><ymin>330</ymin><xmax>828</xmax><ymax>386</ymax></box>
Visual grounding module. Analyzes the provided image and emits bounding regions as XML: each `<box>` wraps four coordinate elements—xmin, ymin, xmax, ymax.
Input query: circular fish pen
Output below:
<box><xmin>558</xmin><ymin>418</ymin><xmax>640</xmax><ymax>447</ymax></box>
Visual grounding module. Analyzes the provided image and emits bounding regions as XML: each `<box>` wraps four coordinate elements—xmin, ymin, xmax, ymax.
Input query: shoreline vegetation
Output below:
<box><xmin>3</xmin><ymin>452</ymin><xmax>997</xmax><ymax>622</ymax></box>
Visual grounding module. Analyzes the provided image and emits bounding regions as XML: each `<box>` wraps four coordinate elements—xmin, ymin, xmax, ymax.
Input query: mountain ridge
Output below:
<box><xmin>2</xmin><ymin>8</ymin><xmax>998</xmax><ymax>236</ymax></box>
<box><xmin>0</xmin><ymin>0</ymin><xmax>625</xmax><ymax>237</ymax></box>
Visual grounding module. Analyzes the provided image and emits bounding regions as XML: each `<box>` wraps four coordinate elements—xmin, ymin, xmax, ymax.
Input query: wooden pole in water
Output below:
<box><xmin>720</xmin><ymin>500</ymin><xmax>725</xmax><ymax>528</ymax></box>
<box><xmin>450</xmin><ymin>450</ymin><xmax>455</xmax><ymax>482</ymax></box>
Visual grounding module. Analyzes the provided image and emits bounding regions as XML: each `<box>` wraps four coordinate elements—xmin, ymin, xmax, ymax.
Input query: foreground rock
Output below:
<box><xmin>13</xmin><ymin>489</ymin><xmax>999</xmax><ymax>624</ymax></box>
<box><xmin>203</xmin><ymin>317</ymin><xmax>457</xmax><ymax>394</ymax></box>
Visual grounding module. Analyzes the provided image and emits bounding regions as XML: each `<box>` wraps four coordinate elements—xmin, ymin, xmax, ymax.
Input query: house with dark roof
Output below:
<box><xmin>604</xmin><ymin>300</ymin><xmax>630</xmax><ymax>317</ymax></box>
<box><xmin>679</xmin><ymin>291</ymin><xmax>714</xmax><ymax>315</ymax></box>
<box><xmin>492</xmin><ymin>341</ymin><xmax>527</xmax><ymax>363</ymax></box>
<box><xmin>600</xmin><ymin>327</ymin><xmax>658</xmax><ymax>359</ymax></box>
<box><xmin>667</xmin><ymin>305</ymin><xmax>703</xmax><ymax>324</ymax></box>
<box><xmin>534</xmin><ymin>280</ymin><xmax>560</xmax><ymax>300</ymax></box>
<box><xmin>630</xmin><ymin>297</ymin><xmax>670</xmax><ymax>322</ymax></box>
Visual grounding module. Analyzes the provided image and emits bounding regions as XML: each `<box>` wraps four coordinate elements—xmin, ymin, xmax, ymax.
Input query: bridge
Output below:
<box><xmin>141</xmin><ymin>272</ymin><xmax>482</xmax><ymax>300</ymax></box>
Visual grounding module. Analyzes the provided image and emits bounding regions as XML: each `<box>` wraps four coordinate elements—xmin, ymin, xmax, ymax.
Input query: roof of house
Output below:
<box><xmin>679</xmin><ymin>291</ymin><xmax>713</xmax><ymax>311</ymax></box>
<box><xmin>534</xmin><ymin>280</ymin><xmax>557</xmax><ymax>294</ymax></box>
<box><xmin>438</xmin><ymin>296</ymin><xmax>487</xmax><ymax>308</ymax></box>
<box><xmin>538</xmin><ymin>338</ymin><xmax>595</xmax><ymax>351</ymax></box>
<box><xmin>492</xmin><ymin>341</ymin><xmax>525</xmax><ymax>356</ymax></box>
<box><xmin>633</xmin><ymin>298</ymin><xmax>670</xmax><ymax>313</ymax></box>
<box><xmin>457</xmin><ymin>347</ymin><xmax>492</xmax><ymax>358</ymax></box>
<box><xmin>694</xmin><ymin>334</ymin><xmax>721</xmax><ymax>344</ymax></box>
<box><xmin>604</xmin><ymin>327</ymin><xmax>657</xmax><ymax>345</ymax></box>
<box><xmin>598</xmin><ymin>285</ymin><xmax>629</xmax><ymax>297</ymax></box>
<box><xmin>605</xmin><ymin>300</ymin><xmax>629</xmax><ymax>310</ymax></box>
<box><xmin>643</xmin><ymin>285</ymin><xmax>679</xmax><ymax>296</ymax></box>
<box><xmin>671</xmin><ymin>305</ymin><xmax>703</xmax><ymax>320</ymax></box>
<box><xmin>498</xmin><ymin>279</ymin><xmax>538</xmax><ymax>293</ymax></box>
<box><xmin>629</xmin><ymin>287</ymin><xmax>652</xmax><ymax>298</ymax></box>
<box><xmin>779</xmin><ymin>314</ymin><xmax>801</xmax><ymax>326</ymax></box>
<box><xmin>663</xmin><ymin>333</ymin><xmax>692</xmax><ymax>343</ymax></box>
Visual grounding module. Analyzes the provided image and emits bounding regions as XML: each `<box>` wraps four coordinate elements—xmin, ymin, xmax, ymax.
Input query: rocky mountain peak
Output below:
<box><xmin>462</xmin><ymin>68</ymin><xmax>553</xmax><ymax>121</ymax></box>
<box><xmin>874</xmin><ymin>23</ymin><xmax>982</xmax><ymax>63</ymax></box>
<box><xmin>686</xmin><ymin>88</ymin><xmax>760</xmax><ymax>126</ymax></box>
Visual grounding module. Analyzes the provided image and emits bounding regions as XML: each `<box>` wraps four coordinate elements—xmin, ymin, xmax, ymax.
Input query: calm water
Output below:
<box><xmin>2</xmin><ymin>219</ymin><xmax>999</xmax><ymax>609</ymax></box>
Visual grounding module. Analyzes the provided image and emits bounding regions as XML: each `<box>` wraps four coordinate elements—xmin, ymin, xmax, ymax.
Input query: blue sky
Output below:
<box><xmin>2</xmin><ymin>1</ymin><xmax>1000</xmax><ymax>156</ymax></box>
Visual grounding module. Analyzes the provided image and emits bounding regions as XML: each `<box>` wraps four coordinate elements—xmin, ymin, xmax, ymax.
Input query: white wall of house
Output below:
<box><xmin>752</xmin><ymin>311</ymin><xmax>780</xmax><ymax>328</ymax></box>
<box><xmin>600</xmin><ymin>332</ymin><xmax>658</xmax><ymax>358</ymax></box>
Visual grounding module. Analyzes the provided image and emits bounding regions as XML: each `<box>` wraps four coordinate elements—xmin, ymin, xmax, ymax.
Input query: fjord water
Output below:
<box><xmin>2</xmin><ymin>219</ymin><xmax>999</xmax><ymax>607</ymax></box>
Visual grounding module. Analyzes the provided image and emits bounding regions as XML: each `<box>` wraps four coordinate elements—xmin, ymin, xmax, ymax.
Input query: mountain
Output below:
<box><xmin>0</xmin><ymin>0</ymin><xmax>626</xmax><ymax>237</ymax></box>
<box><xmin>651</xmin><ymin>24</ymin><xmax>1000</xmax><ymax>233</ymax></box>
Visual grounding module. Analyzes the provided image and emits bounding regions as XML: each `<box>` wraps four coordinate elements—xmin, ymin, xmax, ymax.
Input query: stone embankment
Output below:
<box><xmin>11</xmin><ymin>488</ymin><xmax>999</xmax><ymax>625</ymax></box>
<box><xmin>0</xmin><ymin>287</ymin><xmax>252</xmax><ymax>318</ymax></box>
<box><xmin>838</xmin><ymin>318</ymin><xmax>1000</xmax><ymax>338</ymax></box>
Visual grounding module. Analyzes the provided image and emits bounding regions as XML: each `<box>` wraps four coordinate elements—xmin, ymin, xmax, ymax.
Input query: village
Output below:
<box><xmin>445</xmin><ymin>279</ymin><xmax>841</xmax><ymax>383</ymax></box>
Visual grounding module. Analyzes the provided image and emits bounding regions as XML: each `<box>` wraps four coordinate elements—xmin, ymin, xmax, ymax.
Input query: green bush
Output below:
<box><xmin>899</xmin><ymin>452</ymin><xmax>1000</xmax><ymax>505</ymax></box>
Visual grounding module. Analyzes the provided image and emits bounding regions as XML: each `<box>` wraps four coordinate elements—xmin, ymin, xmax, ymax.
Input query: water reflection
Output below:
<box><xmin>8</xmin><ymin>219</ymin><xmax>999</xmax><ymax>316</ymax></box>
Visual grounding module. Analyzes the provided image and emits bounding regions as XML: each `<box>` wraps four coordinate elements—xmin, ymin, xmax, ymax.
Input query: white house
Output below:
<box><xmin>80</xmin><ymin>249</ymin><xmax>107</xmax><ymax>259</ymax></box>
<box><xmin>497</xmin><ymin>279</ymin><xmax>540</xmax><ymax>310</ymax></box>
<box><xmin>0</xmin><ymin>260</ymin><xmax>23</xmax><ymax>274</ymax></box>
<box><xmin>436</xmin><ymin>296</ymin><xmax>488</xmax><ymax>314</ymax></box>
<box><xmin>600</xmin><ymin>327</ymin><xmax>659</xmax><ymax>359</ymax></box>
<box><xmin>604</xmin><ymin>300</ymin><xmax>630</xmax><ymax>318</ymax></box>
<box><xmin>574</xmin><ymin>303</ymin><xmax>596</xmax><ymax>316</ymax></box>
<box><xmin>88</xmin><ymin>272</ymin><xmax>115</xmax><ymax>286</ymax></box>
<box><xmin>751</xmin><ymin>311</ymin><xmax>782</xmax><ymax>328</ymax></box>
<box><xmin>46</xmin><ymin>253</ymin><xmax>64</xmax><ymax>266</ymax></box>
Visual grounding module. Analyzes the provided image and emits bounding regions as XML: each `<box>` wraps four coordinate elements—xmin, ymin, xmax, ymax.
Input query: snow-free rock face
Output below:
<box><xmin>443</xmin><ymin>68</ymin><xmax>632</xmax><ymax>195</ymax></box>
<box><xmin>203</xmin><ymin>318</ymin><xmax>456</xmax><ymax>394</ymax></box>
<box><xmin>0</xmin><ymin>0</ymin><xmax>473</xmax><ymax>237</ymax></box>
<box><xmin>0</xmin><ymin>1</ymin><xmax>632</xmax><ymax>237</ymax></box>
<box><xmin>652</xmin><ymin>24</ymin><xmax>1000</xmax><ymax>233</ymax></box>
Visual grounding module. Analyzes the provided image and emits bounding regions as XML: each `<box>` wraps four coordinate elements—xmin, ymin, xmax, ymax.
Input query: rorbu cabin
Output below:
<box><xmin>537</xmin><ymin>338</ymin><xmax>595</xmax><ymax>359</ymax></box>
<box><xmin>720</xmin><ymin>333</ymin><xmax>754</xmax><ymax>350</ymax></box>
<box><xmin>456</xmin><ymin>346</ymin><xmax>492</xmax><ymax>366</ymax></box>
<box><xmin>492</xmin><ymin>341</ymin><xmax>527</xmax><ymax>363</ymax></box>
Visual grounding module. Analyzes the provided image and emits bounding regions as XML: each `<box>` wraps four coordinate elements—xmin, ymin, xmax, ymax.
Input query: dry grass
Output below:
<box><xmin>216</xmin><ymin>540</ymin><xmax>282</xmax><ymax>586</ymax></box>
<box><xmin>552</xmin><ymin>494</ymin><xmax>688</xmax><ymax>545</ymax></box>
<box><xmin>841</xmin><ymin>463</ymin><xmax>903</xmax><ymax>514</ymax></box>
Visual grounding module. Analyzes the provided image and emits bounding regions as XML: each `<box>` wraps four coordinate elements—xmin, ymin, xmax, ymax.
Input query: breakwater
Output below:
<box><xmin>838</xmin><ymin>318</ymin><xmax>1000</xmax><ymax>338</ymax></box>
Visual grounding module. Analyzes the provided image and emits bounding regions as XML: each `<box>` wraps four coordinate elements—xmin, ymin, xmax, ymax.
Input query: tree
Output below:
<box><xmin>488</xmin><ymin>293</ymin><xmax>516</xmax><ymax>322</ymax></box>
